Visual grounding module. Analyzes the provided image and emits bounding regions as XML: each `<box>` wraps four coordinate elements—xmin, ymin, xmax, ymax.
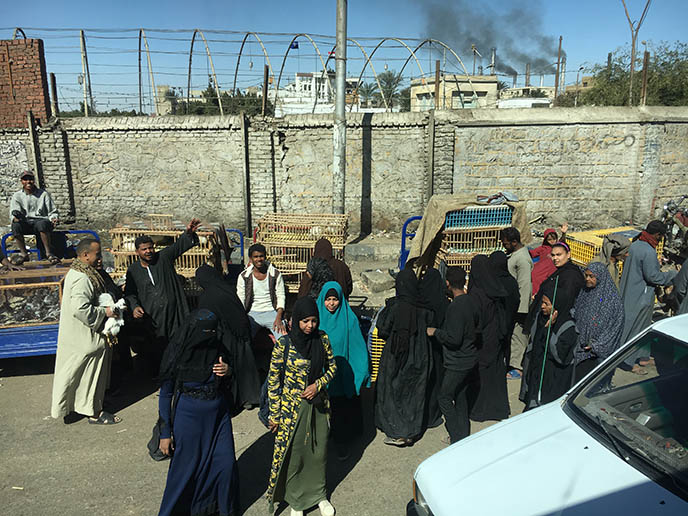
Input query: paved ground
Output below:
<box><xmin>0</xmin><ymin>353</ymin><xmax>525</xmax><ymax>516</ymax></box>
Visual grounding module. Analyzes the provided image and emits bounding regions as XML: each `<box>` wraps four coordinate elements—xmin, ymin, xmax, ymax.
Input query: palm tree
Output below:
<box><xmin>375</xmin><ymin>70</ymin><xmax>404</xmax><ymax>109</ymax></box>
<box><xmin>357</xmin><ymin>81</ymin><xmax>379</xmax><ymax>108</ymax></box>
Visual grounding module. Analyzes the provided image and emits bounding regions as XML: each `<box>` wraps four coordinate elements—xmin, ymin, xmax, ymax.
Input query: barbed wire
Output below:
<box><xmin>3</xmin><ymin>27</ymin><xmax>587</xmax><ymax>114</ymax></box>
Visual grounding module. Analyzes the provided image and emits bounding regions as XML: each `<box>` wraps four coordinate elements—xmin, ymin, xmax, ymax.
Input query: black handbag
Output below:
<box><xmin>147</xmin><ymin>417</ymin><xmax>169</xmax><ymax>461</ymax></box>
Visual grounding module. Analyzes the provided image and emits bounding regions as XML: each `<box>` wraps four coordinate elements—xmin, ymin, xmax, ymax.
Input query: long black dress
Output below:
<box><xmin>489</xmin><ymin>251</ymin><xmax>521</xmax><ymax>370</ymax></box>
<box><xmin>521</xmin><ymin>278</ymin><xmax>579</xmax><ymax>409</ymax></box>
<box><xmin>196</xmin><ymin>264</ymin><xmax>260</xmax><ymax>410</ymax></box>
<box><xmin>157</xmin><ymin>309</ymin><xmax>239</xmax><ymax>516</ymax></box>
<box><xmin>467</xmin><ymin>255</ymin><xmax>511</xmax><ymax>422</ymax></box>
<box><xmin>375</xmin><ymin>267</ymin><xmax>434</xmax><ymax>441</ymax></box>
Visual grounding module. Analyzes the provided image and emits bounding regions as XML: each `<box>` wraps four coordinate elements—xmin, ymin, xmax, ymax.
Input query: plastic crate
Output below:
<box><xmin>369</xmin><ymin>327</ymin><xmax>385</xmax><ymax>383</ymax></box>
<box><xmin>565</xmin><ymin>226</ymin><xmax>664</xmax><ymax>267</ymax></box>
<box><xmin>445</xmin><ymin>205</ymin><xmax>513</xmax><ymax>229</ymax></box>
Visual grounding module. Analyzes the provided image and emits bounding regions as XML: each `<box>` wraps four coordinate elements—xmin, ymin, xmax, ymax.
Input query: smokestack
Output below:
<box><xmin>525</xmin><ymin>63</ymin><xmax>531</xmax><ymax>87</ymax></box>
<box><xmin>560</xmin><ymin>56</ymin><xmax>567</xmax><ymax>91</ymax></box>
<box><xmin>490</xmin><ymin>47</ymin><xmax>496</xmax><ymax>75</ymax></box>
<box><xmin>512</xmin><ymin>73</ymin><xmax>517</xmax><ymax>88</ymax></box>
<box><xmin>478</xmin><ymin>65</ymin><xmax>483</xmax><ymax>75</ymax></box>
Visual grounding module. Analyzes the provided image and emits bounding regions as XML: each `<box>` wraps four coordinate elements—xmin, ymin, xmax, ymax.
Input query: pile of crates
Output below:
<box><xmin>255</xmin><ymin>213</ymin><xmax>348</xmax><ymax>293</ymax></box>
<box><xmin>565</xmin><ymin>226</ymin><xmax>663</xmax><ymax>268</ymax></box>
<box><xmin>109</xmin><ymin>214</ymin><xmax>217</xmax><ymax>279</ymax></box>
<box><xmin>434</xmin><ymin>205</ymin><xmax>514</xmax><ymax>272</ymax></box>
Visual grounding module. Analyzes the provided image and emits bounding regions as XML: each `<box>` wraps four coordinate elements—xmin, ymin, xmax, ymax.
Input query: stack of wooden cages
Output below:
<box><xmin>370</xmin><ymin>205</ymin><xmax>514</xmax><ymax>382</ymax></box>
<box><xmin>256</xmin><ymin>213</ymin><xmax>348</xmax><ymax>293</ymax></box>
<box><xmin>109</xmin><ymin>215</ymin><xmax>220</xmax><ymax>303</ymax></box>
<box><xmin>434</xmin><ymin>205</ymin><xmax>514</xmax><ymax>272</ymax></box>
<box><xmin>0</xmin><ymin>265</ymin><xmax>69</xmax><ymax>329</ymax></box>
<box><xmin>565</xmin><ymin>226</ymin><xmax>663</xmax><ymax>271</ymax></box>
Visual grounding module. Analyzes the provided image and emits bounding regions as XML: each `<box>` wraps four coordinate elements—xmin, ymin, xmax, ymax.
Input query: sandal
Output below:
<box><xmin>88</xmin><ymin>411</ymin><xmax>122</xmax><ymax>425</ymax></box>
<box><xmin>383</xmin><ymin>436</ymin><xmax>408</xmax><ymax>447</ymax></box>
<box><xmin>47</xmin><ymin>254</ymin><xmax>61</xmax><ymax>265</ymax></box>
<box><xmin>631</xmin><ymin>364</ymin><xmax>649</xmax><ymax>376</ymax></box>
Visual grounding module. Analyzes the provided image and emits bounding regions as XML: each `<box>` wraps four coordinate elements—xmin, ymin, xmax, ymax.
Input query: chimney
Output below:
<box><xmin>525</xmin><ymin>63</ymin><xmax>531</xmax><ymax>87</ymax></box>
<box><xmin>560</xmin><ymin>56</ymin><xmax>567</xmax><ymax>90</ymax></box>
<box><xmin>478</xmin><ymin>65</ymin><xmax>484</xmax><ymax>75</ymax></box>
<box><xmin>512</xmin><ymin>73</ymin><xmax>517</xmax><ymax>88</ymax></box>
<box><xmin>490</xmin><ymin>47</ymin><xmax>496</xmax><ymax>75</ymax></box>
<box><xmin>540</xmin><ymin>74</ymin><xmax>544</xmax><ymax>87</ymax></box>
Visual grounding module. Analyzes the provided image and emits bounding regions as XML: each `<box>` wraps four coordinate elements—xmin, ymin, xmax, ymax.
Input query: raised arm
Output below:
<box><xmin>160</xmin><ymin>218</ymin><xmax>201</xmax><ymax>262</ymax></box>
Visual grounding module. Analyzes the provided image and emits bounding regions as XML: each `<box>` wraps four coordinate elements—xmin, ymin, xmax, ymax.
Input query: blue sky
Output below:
<box><xmin>3</xmin><ymin>0</ymin><xmax>686</xmax><ymax>111</ymax></box>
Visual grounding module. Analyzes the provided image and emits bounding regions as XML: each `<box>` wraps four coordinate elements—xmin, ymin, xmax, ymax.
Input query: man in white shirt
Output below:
<box><xmin>9</xmin><ymin>170</ymin><xmax>60</xmax><ymax>264</ymax></box>
<box><xmin>237</xmin><ymin>243</ymin><xmax>286</xmax><ymax>340</ymax></box>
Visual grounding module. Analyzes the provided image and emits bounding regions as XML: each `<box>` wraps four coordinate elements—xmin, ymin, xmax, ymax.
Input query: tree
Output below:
<box><xmin>572</xmin><ymin>42</ymin><xmax>688</xmax><ymax>107</ymax></box>
<box><xmin>357</xmin><ymin>81</ymin><xmax>379</xmax><ymax>108</ymax></box>
<box><xmin>375</xmin><ymin>70</ymin><xmax>404</xmax><ymax>109</ymax></box>
<box><xmin>620</xmin><ymin>0</ymin><xmax>652</xmax><ymax>106</ymax></box>
<box><xmin>399</xmin><ymin>87</ymin><xmax>411</xmax><ymax>112</ymax></box>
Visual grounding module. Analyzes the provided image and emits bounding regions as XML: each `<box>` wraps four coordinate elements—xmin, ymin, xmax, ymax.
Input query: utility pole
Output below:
<box><xmin>575</xmin><ymin>66</ymin><xmax>584</xmax><ymax>107</ymax></box>
<box><xmin>261</xmin><ymin>64</ymin><xmax>269</xmax><ymax>116</ymax></box>
<box><xmin>49</xmin><ymin>72</ymin><xmax>59</xmax><ymax>117</ymax></box>
<box><xmin>640</xmin><ymin>50</ymin><xmax>650</xmax><ymax>106</ymax></box>
<box><xmin>525</xmin><ymin>63</ymin><xmax>531</xmax><ymax>87</ymax></box>
<box><xmin>79</xmin><ymin>30</ymin><xmax>89</xmax><ymax>116</ymax></box>
<box><xmin>434</xmin><ymin>60</ymin><xmax>440</xmax><ymax>110</ymax></box>
<box><xmin>333</xmin><ymin>0</ymin><xmax>347</xmax><ymax>214</ymax></box>
<box><xmin>621</xmin><ymin>0</ymin><xmax>652</xmax><ymax>106</ymax></box>
<box><xmin>553</xmin><ymin>36</ymin><xmax>562</xmax><ymax>106</ymax></box>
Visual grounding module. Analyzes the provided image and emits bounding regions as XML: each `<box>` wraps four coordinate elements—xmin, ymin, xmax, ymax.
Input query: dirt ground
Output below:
<box><xmin>0</xmin><ymin>353</ymin><xmax>525</xmax><ymax>516</ymax></box>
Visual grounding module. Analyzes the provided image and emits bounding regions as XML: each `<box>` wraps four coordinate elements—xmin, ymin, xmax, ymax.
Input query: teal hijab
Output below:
<box><xmin>316</xmin><ymin>281</ymin><xmax>370</xmax><ymax>398</ymax></box>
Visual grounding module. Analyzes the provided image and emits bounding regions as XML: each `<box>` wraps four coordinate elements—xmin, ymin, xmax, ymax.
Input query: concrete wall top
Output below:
<box><xmin>434</xmin><ymin>106</ymin><xmax>688</xmax><ymax>126</ymax></box>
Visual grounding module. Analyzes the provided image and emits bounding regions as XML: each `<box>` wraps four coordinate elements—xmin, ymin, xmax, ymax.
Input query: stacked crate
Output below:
<box><xmin>565</xmin><ymin>226</ymin><xmax>663</xmax><ymax>268</ymax></box>
<box><xmin>255</xmin><ymin>213</ymin><xmax>348</xmax><ymax>293</ymax></box>
<box><xmin>0</xmin><ymin>265</ymin><xmax>68</xmax><ymax>329</ymax></box>
<box><xmin>434</xmin><ymin>205</ymin><xmax>514</xmax><ymax>271</ymax></box>
<box><xmin>109</xmin><ymin>216</ymin><xmax>217</xmax><ymax>280</ymax></box>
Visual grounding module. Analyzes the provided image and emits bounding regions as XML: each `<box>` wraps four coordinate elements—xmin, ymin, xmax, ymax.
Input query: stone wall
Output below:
<box><xmin>1</xmin><ymin>107</ymin><xmax>688</xmax><ymax>237</ymax></box>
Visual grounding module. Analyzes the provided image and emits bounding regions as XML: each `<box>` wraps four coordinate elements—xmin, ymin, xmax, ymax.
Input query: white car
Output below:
<box><xmin>408</xmin><ymin>315</ymin><xmax>688</xmax><ymax>516</ymax></box>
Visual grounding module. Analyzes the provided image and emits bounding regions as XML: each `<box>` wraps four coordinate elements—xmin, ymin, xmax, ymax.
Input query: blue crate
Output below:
<box><xmin>445</xmin><ymin>205</ymin><xmax>513</xmax><ymax>229</ymax></box>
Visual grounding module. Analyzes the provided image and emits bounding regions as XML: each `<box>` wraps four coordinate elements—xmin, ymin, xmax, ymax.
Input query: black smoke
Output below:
<box><xmin>421</xmin><ymin>0</ymin><xmax>564</xmax><ymax>76</ymax></box>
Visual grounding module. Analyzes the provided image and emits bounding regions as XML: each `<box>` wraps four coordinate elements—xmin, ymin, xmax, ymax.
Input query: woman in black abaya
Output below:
<box><xmin>467</xmin><ymin>255</ymin><xmax>511</xmax><ymax>422</ymax></box>
<box><xmin>157</xmin><ymin>309</ymin><xmax>239</xmax><ymax>516</ymax></box>
<box><xmin>375</xmin><ymin>267</ymin><xmax>435</xmax><ymax>446</ymax></box>
<box><xmin>489</xmin><ymin>251</ymin><xmax>521</xmax><ymax>370</ymax></box>
<box><xmin>196</xmin><ymin>264</ymin><xmax>261</xmax><ymax>410</ymax></box>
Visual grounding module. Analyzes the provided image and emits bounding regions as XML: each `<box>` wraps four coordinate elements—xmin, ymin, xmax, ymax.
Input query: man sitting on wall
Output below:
<box><xmin>237</xmin><ymin>243</ymin><xmax>287</xmax><ymax>340</ymax></box>
<box><xmin>9</xmin><ymin>170</ymin><xmax>60</xmax><ymax>264</ymax></box>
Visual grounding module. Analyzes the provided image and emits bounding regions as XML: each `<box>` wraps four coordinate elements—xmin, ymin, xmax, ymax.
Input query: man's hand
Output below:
<box><xmin>301</xmin><ymin>383</ymin><xmax>318</xmax><ymax>401</ymax></box>
<box><xmin>186</xmin><ymin>218</ymin><xmax>202</xmax><ymax>234</ymax></box>
<box><xmin>273</xmin><ymin>317</ymin><xmax>287</xmax><ymax>335</ymax></box>
<box><xmin>133</xmin><ymin>306</ymin><xmax>145</xmax><ymax>319</ymax></box>
<box><xmin>159</xmin><ymin>437</ymin><xmax>173</xmax><ymax>456</ymax></box>
<box><xmin>213</xmin><ymin>356</ymin><xmax>229</xmax><ymax>377</ymax></box>
<box><xmin>426</xmin><ymin>327</ymin><xmax>436</xmax><ymax>337</ymax></box>
<box><xmin>268</xmin><ymin>420</ymin><xmax>278</xmax><ymax>434</ymax></box>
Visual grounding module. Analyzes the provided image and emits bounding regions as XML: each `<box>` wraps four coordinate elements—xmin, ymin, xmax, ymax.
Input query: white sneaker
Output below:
<box><xmin>318</xmin><ymin>499</ymin><xmax>335</xmax><ymax>516</ymax></box>
<box><xmin>290</xmin><ymin>509</ymin><xmax>303</xmax><ymax>516</ymax></box>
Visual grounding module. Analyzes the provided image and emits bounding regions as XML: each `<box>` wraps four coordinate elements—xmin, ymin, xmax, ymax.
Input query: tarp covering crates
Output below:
<box><xmin>565</xmin><ymin>226</ymin><xmax>663</xmax><ymax>268</ymax></box>
<box><xmin>256</xmin><ymin>213</ymin><xmax>348</xmax><ymax>293</ymax></box>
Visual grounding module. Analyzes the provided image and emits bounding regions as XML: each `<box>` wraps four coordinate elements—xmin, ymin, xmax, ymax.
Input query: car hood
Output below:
<box><xmin>415</xmin><ymin>401</ymin><xmax>686</xmax><ymax>515</ymax></box>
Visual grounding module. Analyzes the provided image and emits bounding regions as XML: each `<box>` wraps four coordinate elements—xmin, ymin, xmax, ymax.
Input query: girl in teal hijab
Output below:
<box><xmin>316</xmin><ymin>281</ymin><xmax>370</xmax><ymax>458</ymax></box>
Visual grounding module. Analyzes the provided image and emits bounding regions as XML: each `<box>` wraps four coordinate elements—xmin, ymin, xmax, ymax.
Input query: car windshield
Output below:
<box><xmin>570</xmin><ymin>330</ymin><xmax>688</xmax><ymax>487</ymax></box>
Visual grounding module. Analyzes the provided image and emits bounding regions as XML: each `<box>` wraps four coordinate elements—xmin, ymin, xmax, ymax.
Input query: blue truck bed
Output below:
<box><xmin>0</xmin><ymin>324</ymin><xmax>59</xmax><ymax>359</ymax></box>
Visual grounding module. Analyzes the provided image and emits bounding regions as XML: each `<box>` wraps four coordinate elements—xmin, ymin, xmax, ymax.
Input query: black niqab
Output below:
<box><xmin>468</xmin><ymin>255</ymin><xmax>507</xmax><ymax>334</ymax></box>
<box><xmin>158</xmin><ymin>309</ymin><xmax>222</xmax><ymax>384</ymax></box>
<box><xmin>196</xmin><ymin>264</ymin><xmax>250</xmax><ymax>340</ymax></box>
<box><xmin>289</xmin><ymin>296</ymin><xmax>325</xmax><ymax>385</ymax></box>
<box><xmin>418</xmin><ymin>267</ymin><xmax>450</xmax><ymax>327</ymax></box>
<box><xmin>391</xmin><ymin>266</ymin><xmax>422</xmax><ymax>358</ymax></box>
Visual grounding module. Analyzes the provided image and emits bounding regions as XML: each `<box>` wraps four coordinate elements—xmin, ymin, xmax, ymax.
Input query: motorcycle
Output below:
<box><xmin>660</xmin><ymin>194</ymin><xmax>688</xmax><ymax>264</ymax></box>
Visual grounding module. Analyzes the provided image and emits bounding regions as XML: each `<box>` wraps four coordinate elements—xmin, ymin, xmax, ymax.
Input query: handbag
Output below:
<box><xmin>258</xmin><ymin>335</ymin><xmax>290</xmax><ymax>428</ymax></box>
<box><xmin>147</xmin><ymin>418</ymin><xmax>170</xmax><ymax>461</ymax></box>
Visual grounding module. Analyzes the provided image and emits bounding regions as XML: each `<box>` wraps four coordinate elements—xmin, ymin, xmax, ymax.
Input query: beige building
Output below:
<box><xmin>499</xmin><ymin>86</ymin><xmax>556</xmax><ymax>100</ymax></box>
<box><xmin>410</xmin><ymin>74</ymin><xmax>499</xmax><ymax>111</ymax></box>
<box><xmin>565</xmin><ymin>75</ymin><xmax>595</xmax><ymax>94</ymax></box>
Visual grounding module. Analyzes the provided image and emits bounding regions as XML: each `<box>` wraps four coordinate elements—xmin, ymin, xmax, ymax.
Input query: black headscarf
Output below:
<box><xmin>390</xmin><ymin>266</ymin><xmax>422</xmax><ymax>359</ymax></box>
<box><xmin>305</xmin><ymin>256</ymin><xmax>335</xmax><ymax>299</ymax></box>
<box><xmin>196</xmin><ymin>264</ymin><xmax>250</xmax><ymax>340</ymax></box>
<box><xmin>468</xmin><ymin>255</ymin><xmax>507</xmax><ymax>329</ymax></box>
<box><xmin>489</xmin><ymin>251</ymin><xmax>520</xmax><ymax>323</ymax></box>
<box><xmin>537</xmin><ymin>275</ymin><xmax>575</xmax><ymax>332</ymax></box>
<box><xmin>289</xmin><ymin>296</ymin><xmax>325</xmax><ymax>385</ymax></box>
<box><xmin>158</xmin><ymin>309</ymin><xmax>222</xmax><ymax>383</ymax></box>
<box><xmin>526</xmin><ymin>259</ymin><xmax>585</xmax><ymax>334</ymax></box>
<box><xmin>418</xmin><ymin>267</ymin><xmax>450</xmax><ymax>327</ymax></box>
